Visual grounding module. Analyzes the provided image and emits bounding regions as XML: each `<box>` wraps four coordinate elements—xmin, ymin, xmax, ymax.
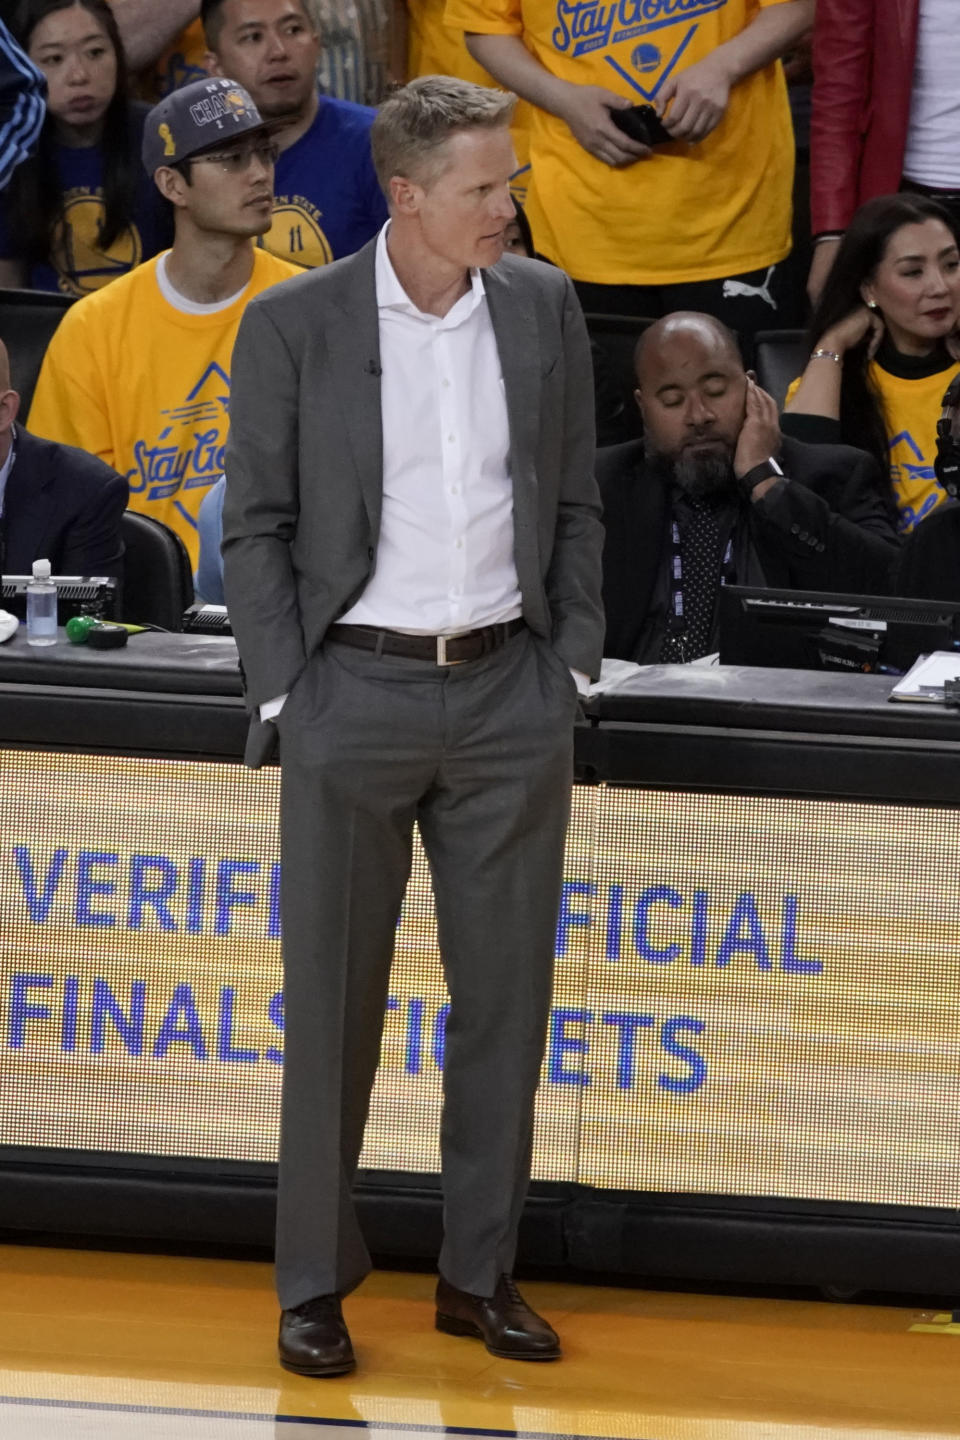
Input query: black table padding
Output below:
<box><xmin>0</xmin><ymin>629</ymin><xmax>243</xmax><ymax>694</ymax></box>
<box><xmin>585</xmin><ymin>662</ymin><xmax>960</xmax><ymax>741</ymax></box>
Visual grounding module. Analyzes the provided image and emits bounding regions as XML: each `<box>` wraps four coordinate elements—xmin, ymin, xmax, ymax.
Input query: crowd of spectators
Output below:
<box><xmin>0</xmin><ymin>0</ymin><xmax>958</xmax><ymax>663</ymax></box>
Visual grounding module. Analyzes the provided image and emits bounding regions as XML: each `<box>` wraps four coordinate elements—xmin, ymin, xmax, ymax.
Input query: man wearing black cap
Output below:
<box><xmin>28</xmin><ymin>76</ymin><xmax>300</xmax><ymax>570</ymax></box>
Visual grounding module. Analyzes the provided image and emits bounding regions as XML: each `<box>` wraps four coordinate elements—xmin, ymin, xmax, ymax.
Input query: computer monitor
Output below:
<box><xmin>718</xmin><ymin>586</ymin><xmax>960</xmax><ymax>674</ymax></box>
<box><xmin>1</xmin><ymin>575</ymin><xmax>118</xmax><ymax>623</ymax></box>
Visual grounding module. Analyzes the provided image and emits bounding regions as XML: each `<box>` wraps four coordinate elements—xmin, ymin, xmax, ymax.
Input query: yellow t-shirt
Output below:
<box><xmin>442</xmin><ymin>0</ymin><xmax>794</xmax><ymax>285</ymax></box>
<box><xmin>28</xmin><ymin>249</ymin><xmax>300</xmax><ymax>568</ymax></box>
<box><xmin>785</xmin><ymin>361</ymin><xmax>960</xmax><ymax>534</ymax></box>
<box><xmin>150</xmin><ymin>21</ymin><xmax>209</xmax><ymax>100</ymax></box>
<box><xmin>406</xmin><ymin>0</ymin><xmax>532</xmax><ymax>190</ymax></box>
<box><xmin>872</xmin><ymin>361</ymin><xmax>960</xmax><ymax>533</ymax></box>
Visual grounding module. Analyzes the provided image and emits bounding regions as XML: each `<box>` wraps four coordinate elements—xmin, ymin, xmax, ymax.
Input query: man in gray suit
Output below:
<box><xmin>222</xmin><ymin>75</ymin><xmax>604</xmax><ymax>1377</ymax></box>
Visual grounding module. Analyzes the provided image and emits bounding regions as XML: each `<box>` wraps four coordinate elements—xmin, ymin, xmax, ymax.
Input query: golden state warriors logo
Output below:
<box><xmin>159</xmin><ymin>122</ymin><xmax>176</xmax><ymax>158</ymax></box>
<box><xmin>551</xmin><ymin>0</ymin><xmax>726</xmax><ymax>101</ymax></box>
<box><xmin>260</xmin><ymin>196</ymin><xmax>333</xmax><ymax>269</ymax></box>
<box><xmin>51</xmin><ymin>189</ymin><xmax>142</xmax><ymax>297</ymax></box>
<box><xmin>225</xmin><ymin>88</ymin><xmax>248</xmax><ymax>115</ymax></box>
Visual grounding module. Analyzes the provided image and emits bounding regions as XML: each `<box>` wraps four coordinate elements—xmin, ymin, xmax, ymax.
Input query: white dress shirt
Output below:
<box><xmin>259</xmin><ymin>226</ymin><xmax>587</xmax><ymax>722</ymax></box>
<box><xmin>339</xmin><ymin>224</ymin><xmax>522</xmax><ymax>633</ymax></box>
<box><xmin>902</xmin><ymin>0</ymin><xmax>960</xmax><ymax>188</ymax></box>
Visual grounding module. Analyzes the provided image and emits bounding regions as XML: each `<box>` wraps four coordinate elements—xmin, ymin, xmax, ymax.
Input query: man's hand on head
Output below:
<box><xmin>733</xmin><ymin>378</ymin><xmax>782</xmax><ymax>488</ymax></box>
<box><xmin>555</xmin><ymin>84</ymin><xmax>653</xmax><ymax>167</ymax></box>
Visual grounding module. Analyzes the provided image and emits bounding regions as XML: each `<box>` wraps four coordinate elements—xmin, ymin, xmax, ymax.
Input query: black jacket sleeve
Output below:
<box><xmin>750</xmin><ymin>446</ymin><xmax>900</xmax><ymax>594</ymax></box>
<box><xmin>57</xmin><ymin>468</ymin><xmax>129</xmax><ymax>580</ymax></box>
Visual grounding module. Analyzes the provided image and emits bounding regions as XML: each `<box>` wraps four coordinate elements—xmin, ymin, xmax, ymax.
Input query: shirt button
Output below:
<box><xmin>442</xmin><ymin>378</ymin><xmax>451</xmax><ymax>388</ymax></box>
<box><xmin>455</xmin><ymin>538</ymin><xmax>463</xmax><ymax>549</ymax></box>
<box><xmin>450</xmin><ymin>485</ymin><xmax>460</xmax><ymax>495</ymax></box>
<box><xmin>447</xmin><ymin>434</ymin><xmax>455</xmax><ymax>443</ymax></box>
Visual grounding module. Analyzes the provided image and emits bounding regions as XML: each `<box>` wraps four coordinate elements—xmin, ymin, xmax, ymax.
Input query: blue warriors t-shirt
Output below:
<box><xmin>0</xmin><ymin>103</ymin><xmax>172</xmax><ymax>297</ymax></box>
<box><xmin>259</xmin><ymin>96</ymin><xmax>388</xmax><ymax>269</ymax></box>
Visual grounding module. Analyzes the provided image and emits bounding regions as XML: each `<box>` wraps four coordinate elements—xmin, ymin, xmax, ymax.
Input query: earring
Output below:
<box><xmin>866</xmin><ymin>299</ymin><xmax>879</xmax><ymax>311</ymax></box>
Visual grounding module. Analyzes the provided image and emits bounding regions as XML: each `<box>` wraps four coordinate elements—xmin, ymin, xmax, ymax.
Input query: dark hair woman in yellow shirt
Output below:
<box><xmin>783</xmin><ymin>193</ymin><xmax>960</xmax><ymax>533</ymax></box>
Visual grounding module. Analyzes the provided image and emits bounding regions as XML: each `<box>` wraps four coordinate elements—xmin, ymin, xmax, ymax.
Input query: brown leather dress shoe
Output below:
<box><xmin>435</xmin><ymin>1273</ymin><xmax>561</xmax><ymax>1360</ymax></box>
<box><xmin>278</xmin><ymin>1294</ymin><xmax>356</xmax><ymax>1376</ymax></box>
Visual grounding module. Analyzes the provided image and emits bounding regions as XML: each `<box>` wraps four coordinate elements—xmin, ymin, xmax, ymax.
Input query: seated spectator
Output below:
<box><xmin>783</xmin><ymin>194</ymin><xmax>960</xmax><ymax>534</ymax></box>
<box><xmin>598</xmin><ymin>312</ymin><xmax>899</xmax><ymax>663</ymax></box>
<box><xmin>895</xmin><ymin>371</ymin><xmax>960</xmax><ymax>600</ymax></box>
<box><xmin>502</xmin><ymin>195</ymin><xmax>532</xmax><ymax>257</ymax></box>
<box><xmin>807</xmin><ymin>0</ymin><xmax>960</xmax><ymax>304</ymax></box>
<box><xmin>0</xmin><ymin>336</ymin><xmax>127</xmax><ymax>575</ymax></box>
<box><xmin>27</xmin><ymin>76</ymin><xmax>300</xmax><ymax>568</ymax></box>
<box><xmin>114</xmin><ymin>0</ymin><xmax>397</xmax><ymax>110</ymax></box>
<box><xmin>202</xmin><ymin>0</ymin><xmax>387</xmax><ymax>269</ymax></box>
<box><xmin>105</xmin><ymin>3</ymin><xmax>205</xmax><ymax>97</ymax></box>
<box><xmin>0</xmin><ymin>0</ymin><xmax>173</xmax><ymax>296</ymax></box>
<box><xmin>0</xmin><ymin>16</ymin><xmax>46</xmax><ymax>189</ymax></box>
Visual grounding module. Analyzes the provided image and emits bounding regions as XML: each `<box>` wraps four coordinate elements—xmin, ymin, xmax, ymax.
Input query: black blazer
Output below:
<box><xmin>597</xmin><ymin>433</ymin><xmax>900</xmax><ymax>661</ymax></box>
<box><xmin>2</xmin><ymin>426</ymin><xmax>128</xmax><ymax>578</ymax></box>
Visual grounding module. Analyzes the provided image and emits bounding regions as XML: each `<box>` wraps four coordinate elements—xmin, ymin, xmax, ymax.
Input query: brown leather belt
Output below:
<box><xmin>326</xmin><ymin>618</ymin><xmax>526</xmax><ymax>666</ymax></box>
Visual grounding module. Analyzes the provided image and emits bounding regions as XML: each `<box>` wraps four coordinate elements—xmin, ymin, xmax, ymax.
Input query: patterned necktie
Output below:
<box><xmin>659</xmin><ymin>498</ymin><xmax>725</xmax><ymax>663</ymax></box>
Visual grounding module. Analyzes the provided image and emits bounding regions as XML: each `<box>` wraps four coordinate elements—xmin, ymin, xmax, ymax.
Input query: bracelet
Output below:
<box><xmin>810</xmin><ymin>348</ymin><xmax>842</xmax><ymax>365</ymax></box>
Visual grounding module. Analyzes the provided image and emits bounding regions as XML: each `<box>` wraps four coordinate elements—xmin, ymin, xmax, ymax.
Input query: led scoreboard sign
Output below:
<box><xmin>2</xmin><ymin>750</ymin><xmax>960</xmax><ymax>1208</ymax></box>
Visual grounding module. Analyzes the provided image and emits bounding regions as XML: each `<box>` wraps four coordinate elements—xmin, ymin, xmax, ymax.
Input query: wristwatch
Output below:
<box><xmin>738</xmin><ymin>456</ymin><xmax>785</xmax><ymax>494</ymax></box>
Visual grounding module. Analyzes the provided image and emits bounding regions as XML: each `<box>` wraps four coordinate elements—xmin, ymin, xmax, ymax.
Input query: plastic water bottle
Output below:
<box><xmin>26</xmin><ymin>558</ymin><xmax>57</xmax><ymax>646</ymax></box>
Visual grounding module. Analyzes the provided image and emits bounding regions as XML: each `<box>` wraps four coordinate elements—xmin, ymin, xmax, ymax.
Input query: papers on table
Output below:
<box><xmin>889</xmin><ymin>651</ymin><xmax>960</xmax><ymax>703</ymax></box>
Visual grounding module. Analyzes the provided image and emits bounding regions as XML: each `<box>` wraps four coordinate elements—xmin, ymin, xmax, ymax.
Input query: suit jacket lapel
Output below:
<box><xmin>330</xmin><ymin>247</ymin><xmax>544</xmax><ymax>556</ymax></box>
<box><xmin>325</xmin><ymin>242</ymin><xmax>384</xmax><ymax>540</ymax></box>
<box><xmin>484</xmin><ymin>264</ymin><xmax>541</xmax><ymax>556</ymax></box>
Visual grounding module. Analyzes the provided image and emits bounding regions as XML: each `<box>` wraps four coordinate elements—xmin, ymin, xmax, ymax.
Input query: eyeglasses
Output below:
<box><xmin>189</xmin><ymin>141</ymin><xmax>280</xmax><ymax>174</ymax></box>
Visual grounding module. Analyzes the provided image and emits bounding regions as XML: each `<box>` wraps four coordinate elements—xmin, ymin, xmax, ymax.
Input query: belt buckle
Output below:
<box><xmin>437</xmin><ymin>634</ymin><xmax>467</xmax><ymax>667</ymax></box>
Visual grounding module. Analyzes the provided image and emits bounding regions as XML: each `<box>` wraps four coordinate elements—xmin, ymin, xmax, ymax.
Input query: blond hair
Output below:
<box><xmin>371</xmin><ymin>75</ymin><xmax>515</xmax><ymax>194</ymax></box>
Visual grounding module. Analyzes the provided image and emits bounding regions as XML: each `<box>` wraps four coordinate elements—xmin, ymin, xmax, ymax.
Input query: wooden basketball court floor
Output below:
<box><xmin>1</xmin><ymin>1245</ymin><xmax>959</xmax><ymax>1438</ymax></box>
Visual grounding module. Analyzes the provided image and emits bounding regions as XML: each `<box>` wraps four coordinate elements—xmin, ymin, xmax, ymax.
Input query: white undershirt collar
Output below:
<box><xmin>155</xmin><ymin>251</ymin><xmax>249</xmax><ymax>315</ymax></box>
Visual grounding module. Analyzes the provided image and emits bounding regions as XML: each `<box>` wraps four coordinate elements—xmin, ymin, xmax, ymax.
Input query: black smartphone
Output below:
<box><xmin>609</xmin><ymin>103</ymin><xmax>673</xmax><ymax>146</ymax></box>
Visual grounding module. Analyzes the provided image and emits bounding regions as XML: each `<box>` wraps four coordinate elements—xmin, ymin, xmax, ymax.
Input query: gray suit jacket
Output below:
<box><xmin>222</xmin><ymin>239</ymin><xmax>604</xmax><ymax>766</ymax></box>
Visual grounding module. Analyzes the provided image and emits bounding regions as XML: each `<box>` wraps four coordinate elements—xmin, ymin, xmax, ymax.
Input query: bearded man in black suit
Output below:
<box><xmin>597</xmin><ymin>313</ymin><xmax>900</xmax><ymax>663</ymax></box>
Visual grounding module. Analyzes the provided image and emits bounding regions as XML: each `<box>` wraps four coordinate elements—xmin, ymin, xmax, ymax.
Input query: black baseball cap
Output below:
<box><xmin>143</xmin><ymin>77</ymin><xmax>272</xmax><ymax>175</ymax></box>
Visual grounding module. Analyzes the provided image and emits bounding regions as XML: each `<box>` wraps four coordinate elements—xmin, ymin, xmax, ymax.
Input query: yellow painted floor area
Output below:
<box><xmin>0</xmin><ymin>1246</ymin><xmax>959</xmax><ymax>1438</ymax></box>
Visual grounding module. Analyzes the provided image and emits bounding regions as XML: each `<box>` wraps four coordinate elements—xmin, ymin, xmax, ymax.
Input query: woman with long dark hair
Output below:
<box><xmin>783</xmin><ymin>193</ymin><xmax>960</xmax><ymax>533</ymax></box>
<box><xmin>0</xmin><ymin>0</ymin><xmax>171</xmax><ymax>296</ymax></box>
